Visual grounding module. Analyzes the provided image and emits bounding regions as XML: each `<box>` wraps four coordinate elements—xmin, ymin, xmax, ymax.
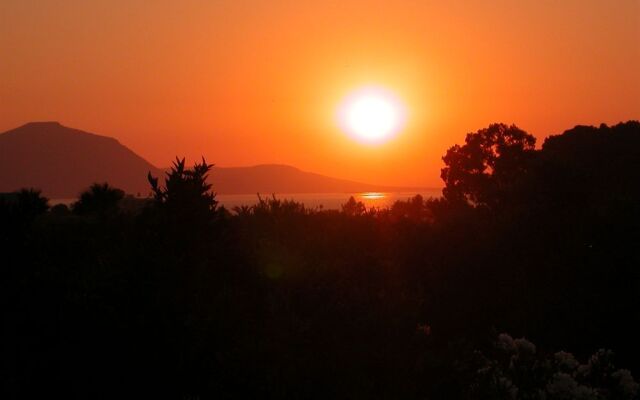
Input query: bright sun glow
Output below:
<box><xmin>338</xmin><ymin>86</ymin><xmax>406</xmax><ymax>144</ymax></box>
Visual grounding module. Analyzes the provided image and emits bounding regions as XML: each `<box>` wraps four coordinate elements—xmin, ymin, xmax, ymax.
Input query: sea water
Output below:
<box><xmin>51</xmin><ymin>189</ymin><xmax>443</xmax><ymax>211</ymax></box>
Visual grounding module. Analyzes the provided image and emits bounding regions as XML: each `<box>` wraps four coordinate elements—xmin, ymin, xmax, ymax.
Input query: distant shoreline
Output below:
<box><xmin>51</xmin><ymin>190</ymin><xmax>443</xmax><ymax>210</ymax></box>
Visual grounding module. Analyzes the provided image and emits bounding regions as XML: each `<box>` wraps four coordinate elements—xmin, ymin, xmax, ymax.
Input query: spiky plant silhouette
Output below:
<box><xmin>147</xmin><ymin>157</ymin><xmax>219</xmax><ymax>226</ymax></box>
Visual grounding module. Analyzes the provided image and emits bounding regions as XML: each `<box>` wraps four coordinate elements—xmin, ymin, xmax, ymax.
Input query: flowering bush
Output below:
<box><xmin>470</xmin><ymin>334</ymin><xmax>638</xmax><ymax>399</ymax></box>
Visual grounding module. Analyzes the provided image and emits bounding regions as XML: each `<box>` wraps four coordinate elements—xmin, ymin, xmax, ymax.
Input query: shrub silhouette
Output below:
<box><xmin>341</xmin><ymin>195</ymin><xmax>366</xmax><ymax>216</ymax></box>
<box><xmin>49</xmin><ymin>203</ymin><xmax>70</xmax><ymax>216</ymax></box>
<box><xmin>147</xmin><ymin>157</ymin><xmax>219</xmax><ymax>226</ymax></box>
<box><xmin>72</xmin><ymin>182</ymin><xmax>124</xmax><ymax>217</ymax></box>
<box><xmin>253</xmin><ymin>193</ymin><xmax>308</xmax><ymax>217</ymax></box>
<box><xmin>469</xmin><ymin>333</ymin><xmax>639</xmax><ymax>399</ymax></box>
<box><xmin>2</xmin><ymin>121</ymin><xmax>640</xmax><ymax>399</ymax></box>
<box><xmin>388</xmin><ymin>194</ymin><xmax>433</xmax><ymax>222</ymax></box>
<box><xmin>0</xmin><ymin>188</ymin><xmax>49</xmax><ymax>230</ymax></box>
<box><xmin>16</xmin><ymin>188</ymin><xmax>49</xmax><ymax>215</ymax></box>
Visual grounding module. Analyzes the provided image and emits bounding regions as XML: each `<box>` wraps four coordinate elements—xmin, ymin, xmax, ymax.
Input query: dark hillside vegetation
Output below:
<box><xmin>1</xmin><ymin>121</ymin><xmax>639</xmax><ymax>399</ymax></box>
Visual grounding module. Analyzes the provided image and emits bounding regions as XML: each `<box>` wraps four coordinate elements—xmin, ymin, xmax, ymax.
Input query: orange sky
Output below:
<box><xmin>1</xmin><ymin>0</ymin><xmax>639</xmax><ymax>187</ymax></box>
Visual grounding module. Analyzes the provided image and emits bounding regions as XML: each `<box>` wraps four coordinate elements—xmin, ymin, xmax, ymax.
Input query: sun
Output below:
<box><xmin>338</xmin><ymin>86</ymin><xmax>406</xmax><ymax>144</ymax></box>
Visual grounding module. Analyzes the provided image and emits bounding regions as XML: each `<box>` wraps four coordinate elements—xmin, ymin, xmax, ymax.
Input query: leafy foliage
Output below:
<box><xmin>441</xmin><ymin>123</ymin><xmax>536</xmax><ymax>209</ymax></box>
<box><xmin>470</xmin><ymin>334</ymin><xmax>638</xmax><ymax>399</ymax></box>
<box><xmin>72</xmin><ymin>182</ymin><xmax>124</xmax><ymax>216</ymax></box>
<box><xmin>2</xmin><ymin>121</ymin><xmax>639</xmax><ymax>399</ymax></box>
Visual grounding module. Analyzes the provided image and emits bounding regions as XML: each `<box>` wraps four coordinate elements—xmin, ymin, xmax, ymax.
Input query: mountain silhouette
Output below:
<box><xmin>206</xmin><ymin>164</ymin><xmax>408</xmax><ymax>194</ymax></box>
<box><xmin>0</xmin><ymin>122</ymin><xmax>163</xmax><ymax>197</ymax></box>
<box><xmin>0</xmin><ymin>122</ymin><xmax>417</xmax><ymax>197</ymax></box>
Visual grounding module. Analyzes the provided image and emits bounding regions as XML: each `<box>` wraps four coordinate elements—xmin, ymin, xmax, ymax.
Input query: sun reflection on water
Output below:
<box><xmin>358</xmin><ymin>192</ymin><xmax>389</xmax><ymax>208</ymax></box>
<box><xmin>359</xmin><ymin>192</ymin><xmax>385</xmax><ymax>200</ymax></box>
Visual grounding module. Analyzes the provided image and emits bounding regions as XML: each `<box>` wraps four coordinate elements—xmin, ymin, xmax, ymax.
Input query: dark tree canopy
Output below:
<box><xmin>388</xmin><ymin>194</ymin><xmax>432</xmax><ymax>222</ymax></box>
<box><xmin>537</xmin><ymin>121</ymin><xmax>640</xmax><ymax>208</ymax></box>
<box><xmin>441</xmin><ymin>123</ymin><xmax>536</xmax><ymax>209</ymax></box>
<box><xmin>2</xmin><ymin>122</ymin><xmax>640</xmax><ymax>399</ymax></box>
<box><xmin>72</xmin><ymin>183</ymin><xmax>125</xmax><ymax>217</ymax></box>
<box><xmin>0</xmin><ymin>188</ymin><xmax>49</xmax><ymax>229</ymax></box>
<box><xmin>15</xmin><ymin>188</ymin><xmax>49</xmax><ymax>217</ymax></box>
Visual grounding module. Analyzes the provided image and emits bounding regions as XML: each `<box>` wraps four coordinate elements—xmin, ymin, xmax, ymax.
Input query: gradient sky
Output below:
<box><xmin>1</xmin><ymin>0</ymin><xmax>639</xmax><ymax>187</ymax></box>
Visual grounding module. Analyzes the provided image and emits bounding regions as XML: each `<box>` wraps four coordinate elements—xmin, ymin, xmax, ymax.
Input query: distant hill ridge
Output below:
<box><xmin>0</xmin><ymin>122</ymin><xmax>163</xmax><ymax>198</ymax></box>
<box><xmin>0</xmin><ymin>122</ymin><xmax>419</xmax><ymax>197</ymax></box>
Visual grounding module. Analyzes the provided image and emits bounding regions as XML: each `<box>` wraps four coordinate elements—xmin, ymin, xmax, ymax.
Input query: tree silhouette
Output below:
<box><xmin>2</xmin><ymin>122</ymin><xmax>640</xmax><ymax>398</ymax></box>
<box><xmin>72</xmin><ymin>183</ymin><xmax>124</xmax><ymax>217</ymax></box>
<box><xmin>16</xmin><ymin>188</ymin><xmax>49</xmax><ymax>216</ymax></box>
<box><xmin>0</xmin><ymin>188</ymin><xmax>49</xmax><ymax>226</ymax></box>
<box><xmin>536</xmin><ymin>121</ymin><xmax>640</xmax><ymax>211</ymax></box>
<box><xmin>341</xmin><ymin>196</ymin><xmax>366</xmax><ymax>216</ymax></box>
<box><xmin>441</xmin><ymin>123</ymin><xmax>536</xmax><ymax>209</ymax></box>
<box><xmin>389</xmin><ymin>194</ymin><xmax>432</xmax><ymax>222</ymax></box>
<box><xmin>147</xmin><ymin>157</ymin><xmax>219</xmax><ymax>226</ymax></box>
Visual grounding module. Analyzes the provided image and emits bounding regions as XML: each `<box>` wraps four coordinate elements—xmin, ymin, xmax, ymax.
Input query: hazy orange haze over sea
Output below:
<box><xmin>1</xmin><ymin>0</ymin><xmax>639</xmax><ymax>187</ymax></box>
